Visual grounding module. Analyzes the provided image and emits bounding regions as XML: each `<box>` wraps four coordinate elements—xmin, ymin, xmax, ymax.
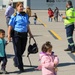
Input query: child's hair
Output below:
<box><xmin>42</xmin><ymin>41</ymin><xmax>52</xmax><ymax>53</ymax></box>
<box><xmin>60</xmin><ymin>14</ymin><xmax>63</xmax><ymax>16</ymax></box>
<box><xmin>0</xmin><ymin>29</ymin><xmax>5</xmax><ymax>34</ymax></box>
<box><xmin>48</xmin><ymin>8</ymin><xmax>51</xmax><ymax>10</ymax></box>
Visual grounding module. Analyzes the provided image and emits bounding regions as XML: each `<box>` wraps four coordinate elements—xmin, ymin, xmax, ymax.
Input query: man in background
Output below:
<box><xmin>5</xmin><ymin>2</ymin><xmax>14</xmax><ymax>26</ymax></box>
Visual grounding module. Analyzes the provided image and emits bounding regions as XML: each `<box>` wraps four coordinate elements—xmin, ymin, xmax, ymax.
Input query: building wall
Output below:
<box><xmin>0</xmin><ymin>0</ymin><xmax>3</xmax><ymax>6</ymax></box>
<box><xmin>3</xmin><ymin>0</ymin><xmax>9</xmax><ymax>7</ymax></box>
<box><xmin>0</xmin><ymin>0</ymin><xmax>3</xmax><ymax>9</ymax></box>
<box><xmin>1</xmin><ymin>0</ymin><xmax>75</xmax><ymax>10</ymax></box>
<box><xmin>30</xmin><ymin>0</ymin><xmax>75</xmax><ymax>10</ymax></box>
<box><xmin>0</xmin><ymin>0</ymin><xmax>27</xmax><ymax>9</ymax></box>
<box><xmin>13</xmin><ymin>0</ymin><xmax>25</xmax><ymax>7</ymax></box>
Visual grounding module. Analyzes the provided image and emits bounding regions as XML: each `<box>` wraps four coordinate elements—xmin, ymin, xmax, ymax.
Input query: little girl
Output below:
<box><xmin>39</xmin><ymin>41</ymin><xmax>59</xmax><ymax>75</ymax></box>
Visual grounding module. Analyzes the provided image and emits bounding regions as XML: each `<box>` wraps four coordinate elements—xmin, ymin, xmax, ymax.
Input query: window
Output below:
<box><xmin>46</xmin><ymin>0</ymin><xmax>55</xmax><ymax>2</ymax></box>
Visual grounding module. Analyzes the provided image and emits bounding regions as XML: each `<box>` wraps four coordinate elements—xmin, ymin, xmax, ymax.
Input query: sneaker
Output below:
<box><xmin>64</xmin><ymin>48</ymin><xmax>71</xmax><ymax>51</ymax></box>
<box><xmin>35</xmin><ymin>65</ymin><xmax>42</xmax><ymax>70</ymax></box>
<box><xmin>0</xmin><ymin>69</ymin><xmax>9</xmax><ymax>74</ymax></box>
<box><xmin>2</xmin><ymin>70</ymin><xmax>9</xmax><ymax>74</ymax></box>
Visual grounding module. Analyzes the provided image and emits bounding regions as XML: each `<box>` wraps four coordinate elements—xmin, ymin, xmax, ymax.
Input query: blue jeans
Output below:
<box><xmin>48</xmin><ymin>17</ymin><xmax>52</xmax><ymax>22</ymax></box>
<box><xmin>0</xmin><ymin>56</ymin><xmax>7</xmax><ymax>70</ymax></box>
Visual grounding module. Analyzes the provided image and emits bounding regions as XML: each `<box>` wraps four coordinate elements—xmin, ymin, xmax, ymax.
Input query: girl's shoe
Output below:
<box><xmin>35</xmin><ymin>65</ymin><xmax>42</xmax><ymax>70</ymax></box>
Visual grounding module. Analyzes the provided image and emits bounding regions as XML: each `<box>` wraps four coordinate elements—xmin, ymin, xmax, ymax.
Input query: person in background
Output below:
<box><xmin>33</xmin><ymin>13</ymin><xmax>37</xmax><ymax>25</ymax></box>
<box><xmin>8</xmin><ymin>2</ymin><xmax>33</xmax><ymax>72</ymax></box>
<box><xmin>59</xmin><ymin>14</ymin><xmax>63</xmax><ymax>22</ymax></box>
<box><xmin>48</xmin><ymin>8</ymin><xmax>54</xmax><ymax>22</ymax></box>
<box><xmin>62</xmin><ymin>1</ymin><xmax>75</xmax><ymax>53</ymax></box>
<box><xmin>5</xmin><ymin>2</ymin><xmax>14</xmax><ymax>26</ymax></box>
<box><xmin>25</xmin><ymin>6</ymin><xmax>31</xmax><ymax>18</ymax></box>
<box><xmin>0</xmin><ymin>29</ymin><xmax>8</xmax><ymax>74</ymax></box>
<box><xmin>54</xmin><ymin>7</ymin><xmax>59</xmax><ymax>22</ymax></box>
<box><xmin>39</xmin><ymin>41</ymin><xmax>59</xmax><ymax>75</ymax></box>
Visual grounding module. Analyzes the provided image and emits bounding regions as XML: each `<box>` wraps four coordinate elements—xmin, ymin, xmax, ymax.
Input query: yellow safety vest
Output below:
<box><xmin>64</xmin><ymin>7</ymin><xmax>75</xmax><ymax>26</ymax></box>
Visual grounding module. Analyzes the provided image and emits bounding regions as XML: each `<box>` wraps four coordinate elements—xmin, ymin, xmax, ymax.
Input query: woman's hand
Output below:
<box><xmin>28</xmin><ymin>25</ymin><xmax>33</xmax><ymax>38</ymax></box>
<box><xmin>8</xmin><ymin>34</ymin><xmax>11</xmax><ymax>42</ymax></box>
<box><xmin>29</xmin><ymin>33</ymin><xmax>33</xmax><ymax>38</ymax></box>
<box><xmin>8</xmin><ymin>26</ymin><xmax>12</xmax><ymax>42</ymax></box>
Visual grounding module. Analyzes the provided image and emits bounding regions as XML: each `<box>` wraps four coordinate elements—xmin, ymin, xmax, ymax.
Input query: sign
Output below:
<box><xmin>46</xmin><ymin>0</ymin><xmax>55</xmax><ymax>2</ymax></box>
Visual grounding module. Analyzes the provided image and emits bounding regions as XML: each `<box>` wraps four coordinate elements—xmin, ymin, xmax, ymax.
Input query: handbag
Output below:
<box><xmin>27</xmin><ymin>37</ymin><xmax>38</xmax><ymax>66</ymax></box>
<box><xmin>27</xmin><ymin>37</ymin><xmax>38</xmax><ymax>57</ymax></box>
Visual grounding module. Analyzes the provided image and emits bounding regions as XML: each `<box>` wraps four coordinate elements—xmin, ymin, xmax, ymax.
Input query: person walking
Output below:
<box><xmin>48</xmin><ymin>8</ymin><xmax>54</xmax><ymax>22</ymax></box>
<box><xmin>8</xmin><ymin>2</ymin><xmax>33</xmax><ymax>72</ymax></box>
<box><xmin>54</xmin><ymin>7</ymin><xmax>59</xmax><ymax>22</ymax></box>
<box><xmin>39</xmin><ymin>41</ymin><xmax>59</xmax><ymax>75</ymax></box>
<box><xmin>33</xmin><ymin>13</ymin><xmax>37</xmax><ymax>25</ymax></box>
<box><xmin>63</xmin><ymin>1</ymin><xmax>75</xmax><ymax>53</ymax></box>
<box><xmin>25</xmin><ymin>6</ymin><xmax>31</xmax><ymax>18</ymax></box>
<box><xmin>0</xmin><ymin>29</ymin><xmax>8</xmax><ymax>74</ymax></box>
<box><xmin>5</xmin><ymin>2</ymin><xmax>14</xmax><ymax>26</ymax></box>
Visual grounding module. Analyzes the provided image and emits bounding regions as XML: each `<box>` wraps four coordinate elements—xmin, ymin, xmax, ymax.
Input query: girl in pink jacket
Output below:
<box><xmin>39</xmin><ymin>41</ymin><xmax>59</xmax><ymax>75</ymax></box>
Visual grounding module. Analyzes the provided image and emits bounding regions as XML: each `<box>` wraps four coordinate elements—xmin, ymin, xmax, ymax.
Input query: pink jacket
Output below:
<box><xmin>39</xmin><ymin>52</ymin><xmax>59</xmax><ymax>75</ymax></box>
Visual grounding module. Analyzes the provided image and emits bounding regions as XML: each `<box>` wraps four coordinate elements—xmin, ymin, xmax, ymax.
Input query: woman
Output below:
<box><xmin>25</xmin><ymin>6</ymin><xmax>31</xmax><ymax>18</ymax></box>
<box><xmin>54</xmin><ymin>7</ymin><xmax>59</xmax><ymax>22</ymax></box>
<box><xmin>48</xmin><ymin>8</ymin><xmax>54</xmax><ymax>22</ymax></box>
<box><xmin>8</xmin><ymin>2</ymin><xmax>33</xmax><ymax>72</ymax></box>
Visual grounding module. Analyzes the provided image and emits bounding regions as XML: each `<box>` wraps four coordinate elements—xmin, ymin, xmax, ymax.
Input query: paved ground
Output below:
<box><xmin>0</xmin><ymin>9</ymin><xmax>75</xmax><ymax>75</ymax></box>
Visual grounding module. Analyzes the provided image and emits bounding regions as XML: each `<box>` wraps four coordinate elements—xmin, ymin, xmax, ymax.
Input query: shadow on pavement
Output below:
<box><xmin>8</xmin><ymin>63</ymin><xmax>75</xmax><ymax>74</ymax></box>
<box><xmin>8</xmin><ymin>70</ymin><xmax>22</xmax><ymax>74</ymax></box>
<box><xmin>8</xmin><ymin>65</ymin><xmax>40</xmax><ymax>74</ymax></box>
<box><xmin>25</xmin><ymin>67</ymin><xmax>40</xmax><ymax>72</ymax></box>
<box><xmin>7</xmin><ymin>54</ymin><xmax>25</xmax><ymax>58</ymax></box>
<box><xmin>7</xmin><ymin>54</ymin><xmax>15</xmax><ymax>58</ymax></box>
<box><xmin>24</xmin><ymin>65</ymin><xmax>38</xmax><ymax>68</ymax></box>
<box><xmin>58</xmin><ymin>62</ymin><xmax>75</xmax><ymax>67</ymax></box>
<box><xmin>24</xmin><ymin>65</ymin><xmax>41</xmax><ymax>72</ymax></box>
